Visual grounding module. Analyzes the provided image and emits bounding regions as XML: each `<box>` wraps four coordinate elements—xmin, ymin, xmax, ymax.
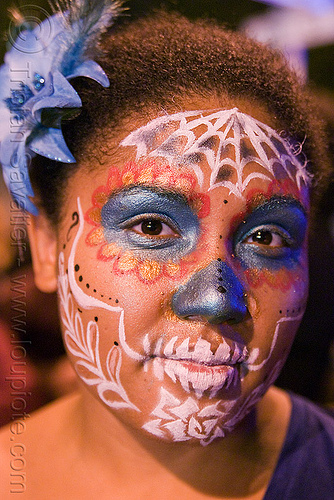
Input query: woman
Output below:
<box><xmin>0</xmin><ymin>2</ymin><xmax>333</xmax><ymax>498</ymax></box>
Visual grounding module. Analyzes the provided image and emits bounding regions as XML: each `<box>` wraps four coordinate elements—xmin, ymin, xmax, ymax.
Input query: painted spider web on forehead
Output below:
<box><xmin>121</xmin><ymin>108</ymin><xmax>312</xmax><ymax>199</ymax></box>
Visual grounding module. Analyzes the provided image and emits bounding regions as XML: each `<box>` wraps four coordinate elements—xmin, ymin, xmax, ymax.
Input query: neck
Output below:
<box><xmin>72</xmin><ymin>385</ymin><xmax>291</xmax><ymax>498</ymax></box>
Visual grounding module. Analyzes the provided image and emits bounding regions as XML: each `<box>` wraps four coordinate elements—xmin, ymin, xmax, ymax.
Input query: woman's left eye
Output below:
<box><xmin>243</xmin><ymin>228</ymin><xmax>289</xmax><ymax>248</ymax></box>
<box><xmin>127</xmin><ymin>217</ymin><xmax>180</xmax><ymax>238</ymax></box>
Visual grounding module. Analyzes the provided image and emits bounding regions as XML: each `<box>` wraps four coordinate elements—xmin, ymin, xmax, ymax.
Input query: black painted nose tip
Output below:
<box><xmin>171</xmin><ymin>260</ymin><xmax>247</xmax><ymax>324</ymax></box>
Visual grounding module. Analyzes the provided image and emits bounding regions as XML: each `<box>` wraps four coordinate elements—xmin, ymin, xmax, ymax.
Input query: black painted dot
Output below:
<box><xmin>66</xmin><ymin>269</ymin><xmax>68</xmax><ymax>274</ymax></box>
<box><xmin>219</xmin><ymin>235</ymin><xmax>222</xmax><ymax>239</ymax></box>
<box><xmin>223</xmin><ymin>200</ymin><xmax>228</xmax><ymax>204</ymax></box>
<box><xmin>63</xmin><ymin>244</ymin><xmax>66</xmax><ymax>249</ymax></box>
<box><xmin>218</xmin><ymin>277</ymin><xmax>223</xmax><ymax>281</ymax></box>
<box><xmin>217</xmin><ymin>286</ymin><xmax>226</xmax><ymax>293</ymax></box>
<box><xmin>115</xmin><ymin>299</ymin><xmax>119</xmax><ymax>304</ymax></box>
<box><xmin>101</xmin><ymin>295</ymin><xmax>104</xmax><ymax>297</ymax></box>
<box><xmin>75</xmin><ymin>264</ymin><xmax>80</xmax><ymax>272</ymax></box>
<box><xmin>93</xmin><ymin>289</ymin><xmax>97</xmax><ymax>293</ymax></box>
<box><xmin>109</xmin><ymin>297</ymin><xmax>112</xmax><ymax>300</ymax></box>
<box><xmin>279</xmin><ymin>310</ymin><xmax>282</xmax><ymax>314</ymax></box>
<box><xmin>94</xmin><ymin>317</ymin><xmax>98</xmax><ymax>322</ymax></box>
<box><xmin>78</xmin><ymin>308</ymin><xmax>82</xmax><ymax>313</ymax></box>
<box><xmin>114</xmin><ymin>341</ymin><xmax>119</xmax><ymax>346</ymax></box>
<box><xmin>217</xmin><ymin>258</ymin><xmax>222</xmax><ymax>262</ymax></box>
<box><xmin>86</xmin><ymin>283</ymin><xmax>90</xmax><ymax>289</ymax></box>
<box><xmin>79</xmin><ymin>275</ymin><xmax>83</xmax><ymax>282</ymax></box>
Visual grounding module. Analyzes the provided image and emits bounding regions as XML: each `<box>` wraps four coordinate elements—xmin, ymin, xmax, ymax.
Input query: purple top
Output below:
<box><xmin>264</xmin><ymin>393</ymin><xmax>334</xmax><ymax>499</ymax></box>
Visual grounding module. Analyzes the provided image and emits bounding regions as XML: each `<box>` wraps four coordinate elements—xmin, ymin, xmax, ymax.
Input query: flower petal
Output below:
<box><xmin>68</xmin><ymin>60</ymin><xmax>109</xmax><ymax>87</ymax></box>
<box><xmin>86</xmin><ymin>227</ymin><xmax>105</xmax><ymax>246</ymax></box>
<box><xmin>29</xmin><ymin>127</ymin><xmax>75</xmax><ymax>163</ymax></box>
<box><xmin>31</xmin><ymin>71</ymin><xmax>82</xmax><ymax>115</ymax></box>
<box><xmin>137</xmin><ymin>260</ymin><xmax>162</xmax><ymax>282</ymax></box>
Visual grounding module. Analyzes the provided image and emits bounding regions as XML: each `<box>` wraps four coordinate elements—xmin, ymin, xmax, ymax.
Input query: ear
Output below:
<box><xmin>27</xmin><ymin>211</ymin><xmax>58</xmax><ymax>293</ymax></box>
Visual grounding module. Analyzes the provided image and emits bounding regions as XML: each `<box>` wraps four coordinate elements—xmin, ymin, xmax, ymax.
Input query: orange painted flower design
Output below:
<box><xmin>85</xmin><ymin>160</ymin><xmax>209</xmax><ymax>283</ymax></box>
<box><xmin>244</xmin><ymin>267</ymin><xmax>304</xmax><ymax>292</ymax></box>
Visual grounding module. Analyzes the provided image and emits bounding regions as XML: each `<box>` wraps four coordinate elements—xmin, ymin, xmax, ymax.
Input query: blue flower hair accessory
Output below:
<box><xmin>0</xmin><ymin>0</ymin><xmax>122</xmax><ymax>214</ymax></box>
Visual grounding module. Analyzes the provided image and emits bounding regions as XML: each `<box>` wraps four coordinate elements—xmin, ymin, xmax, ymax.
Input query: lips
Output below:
<box><xmin>143</xmin><ymin>335</ymin><xmax>248</xmax><ymax>398</ymax></box>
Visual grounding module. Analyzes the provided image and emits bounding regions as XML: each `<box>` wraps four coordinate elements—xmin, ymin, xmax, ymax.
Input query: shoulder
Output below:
<box><xmin>265</xmin><ymin>393</ymin><xmax>334</xmax><ymax>500</ymax></box>
<box><xmin>0</xmin><ymin>392</ymin><xmax>81</xmax><ymax>499</ymax></box>
<box><xmin>283</xmin><ymin>392</ymin><xmax>334</xmax><ymax>467</ymax></box>
<box><xmin>289</xmin><ymin>392</ymin><xmax>334</xmax><ymax>441</ymax></box>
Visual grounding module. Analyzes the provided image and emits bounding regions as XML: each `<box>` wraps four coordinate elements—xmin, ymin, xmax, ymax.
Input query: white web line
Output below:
<box><xmin>121</xmin><ymin>108</ymin><xmax>311</xmax><ymax>197</ymax></box>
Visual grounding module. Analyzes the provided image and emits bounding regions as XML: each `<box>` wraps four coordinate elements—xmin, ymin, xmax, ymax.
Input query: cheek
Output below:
<box><xmin>71</xmin><ymin>235</ymin><xmax>178</xmax><ymax>308</ymax></box>
<box><xmin>244</xmin><ymin>265</ymin><xmax>308</xmax><ymax>294</ymax></box>
<box><xmin>239</xmin><ymin>233</ymin><xmax>309</xmax><ymax>296</ymax></box>
<box><xmin>57</xmin><ymin>247</ymin><xmax>144</xmax><ymax>414</ymax></box>
<box><xmin>244</xmin><ymin>264</ymin><xmax>308</xmax><ymax>376</ymax></box>
<box><xmin>249</xmin><ymin>263</ymin><xmax>309</xmax><ymax>339</ymax></box>
<box><xmin>61</xmin><ymin>238</ymin><xmax>176</xmax><ymax>354</ymax></box>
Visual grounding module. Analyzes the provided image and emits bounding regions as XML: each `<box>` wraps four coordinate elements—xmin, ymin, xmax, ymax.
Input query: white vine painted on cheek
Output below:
<box><xmin>58</xmin><ymin>198</ymin><xmax>139</xmax><ymax>412</ymax></box>
<box><xmin>121</xmin><ymin>108</ymin><xmax>312</xmax><ymax>197</ymax></box>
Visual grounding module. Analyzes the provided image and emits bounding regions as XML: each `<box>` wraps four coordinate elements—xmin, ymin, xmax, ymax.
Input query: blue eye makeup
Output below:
<box><xmin>100</xmin><ymin>186</ymin><xmax>200</xmax><ymax>262</ymax></box>
<box><xmin>233</xmin><ymin>197</ymin><xmax>308</xmax><ymax>271</ymax></box>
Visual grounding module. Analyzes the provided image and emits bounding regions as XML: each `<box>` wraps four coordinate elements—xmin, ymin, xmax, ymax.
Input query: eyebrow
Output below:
<box><xmin>229</xmin><ymin>194</ymin><xmax>308</xmax><ymax>238</ymax></box>
<box><xmin>109</xmin><ymin>181</ymin><xmax>193</xmax><ymax>204</ymax></box>
<box><xmin>246</xmin><ymin>194</ymin><xmax>307</xmax><ymax>216</ymax></box>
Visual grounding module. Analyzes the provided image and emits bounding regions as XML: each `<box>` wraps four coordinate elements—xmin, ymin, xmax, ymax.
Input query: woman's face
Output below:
<box><xmin>56</xmin><ymin>101</ymin><xmax>310</xmax><ymax>445</ymax></box>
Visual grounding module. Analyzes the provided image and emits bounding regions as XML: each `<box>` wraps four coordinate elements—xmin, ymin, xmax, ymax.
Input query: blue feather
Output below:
<box><xmin>0</xmin><ymin>0</ymin><xmax>123</xmax><ymax>213</ymax></box>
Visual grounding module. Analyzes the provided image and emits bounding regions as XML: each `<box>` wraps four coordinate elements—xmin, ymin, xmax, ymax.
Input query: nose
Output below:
<box><xmin>171</xmin><ymin>260</ymin><xmax>247</xmax><ymax>324</ymax></box>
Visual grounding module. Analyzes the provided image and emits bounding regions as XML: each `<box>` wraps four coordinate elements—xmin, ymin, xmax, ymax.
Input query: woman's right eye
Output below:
<box><xmin>127</xmin><ymin>218</ymin><xmax>180</xmax><ymax>238</ymax></box>
<box><xmin>100</xmin><ymin>185</ymin><xmax>200</xmax><ymax>256</ymax></box>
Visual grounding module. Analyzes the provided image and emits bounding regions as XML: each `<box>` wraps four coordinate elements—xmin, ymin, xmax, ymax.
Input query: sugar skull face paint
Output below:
<box><xmin>58</xmin><ymin>104</ymin><xmax>310</xmax><ymax>445</ymax></box>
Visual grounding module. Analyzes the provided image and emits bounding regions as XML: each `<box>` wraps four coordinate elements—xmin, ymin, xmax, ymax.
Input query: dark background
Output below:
<box><xmin>1</xmin><ymin>0</ymin><xmax>333</xmax><ymax>91</ymax></box>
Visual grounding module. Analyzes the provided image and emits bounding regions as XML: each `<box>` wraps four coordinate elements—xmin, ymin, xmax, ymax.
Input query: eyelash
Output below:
<box><xmin>242</xmin><ymin>225</ymin><xmax>293</xmax><ymax>249</ymax></box>
<box><xmin>122</xmin><ymin>214</ymin><xmax>180</xmax><ymax>239</ymax></box>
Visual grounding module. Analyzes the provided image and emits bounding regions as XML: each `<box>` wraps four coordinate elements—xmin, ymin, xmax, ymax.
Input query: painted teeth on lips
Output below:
<box><xmin>152</xmin><ymin>357</ymin><xmax>239</xmax><ymax>398</ymax></box>
<box><xmin>159</xmin><ymin>336</ymin><xmax>249</xmax><ymax>365</ymax></box>
<box><xmin>146</xmin><ymin>336</ymin><xmax>248</xmax><ymax>398</ymax></box>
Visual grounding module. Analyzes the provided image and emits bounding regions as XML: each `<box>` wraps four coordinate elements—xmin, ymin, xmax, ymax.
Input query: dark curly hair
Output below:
<box><xmin>30</xmin><ymin>11</ymin><xmax>332</xmax><ymax>225</ymax></box>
